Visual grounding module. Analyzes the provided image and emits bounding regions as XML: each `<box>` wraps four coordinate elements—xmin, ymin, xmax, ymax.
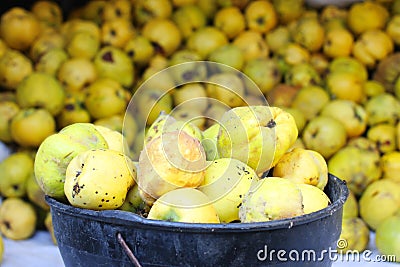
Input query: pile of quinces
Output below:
<box><xmin>34</xmin><ymin>105</ymin><xmax>331</xmax><ymax>224</ymax></box>
<box><xmin>0</xmin><ymin>0</ymin><xmax>400</xmax><ymax>263</ymax></box>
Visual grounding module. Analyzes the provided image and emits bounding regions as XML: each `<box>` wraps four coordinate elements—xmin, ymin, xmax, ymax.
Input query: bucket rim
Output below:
<box><xmin>46</xmin><ymin>173</ymin><xmax>348</xmax><ymax>233</ymax></box>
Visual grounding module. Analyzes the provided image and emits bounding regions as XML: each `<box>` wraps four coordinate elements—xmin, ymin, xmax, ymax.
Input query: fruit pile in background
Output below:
<box><xmin>0</xmin><ymin>0</ymin><xmax>399</xmax><ymax>263</ymax></box>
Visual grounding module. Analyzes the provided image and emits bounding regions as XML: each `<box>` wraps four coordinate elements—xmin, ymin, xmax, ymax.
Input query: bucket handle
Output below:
<box><xmin>117</xmin><ymin>232</ymin><xmax>143</xmax><ymax>267</ymax></box>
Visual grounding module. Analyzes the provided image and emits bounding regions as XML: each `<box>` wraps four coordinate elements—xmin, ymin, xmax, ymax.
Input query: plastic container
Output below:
<box><xmin>46</xmin><ymin>174</ymin><xmax>348</xmax><ymax>267</ymax></box>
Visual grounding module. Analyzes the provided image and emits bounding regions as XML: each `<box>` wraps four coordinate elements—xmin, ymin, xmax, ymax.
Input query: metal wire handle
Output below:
<box><xmin>117</xmin><ymin>232</ymin><xmax>143</xmax><ymax>267</ymax></box>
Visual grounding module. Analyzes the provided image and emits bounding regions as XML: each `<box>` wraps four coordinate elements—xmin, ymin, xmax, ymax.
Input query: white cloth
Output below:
<box><xmin>2</xmin><ymin>231</ymin><xmax>64</xmax><ymax>267</ymax></box>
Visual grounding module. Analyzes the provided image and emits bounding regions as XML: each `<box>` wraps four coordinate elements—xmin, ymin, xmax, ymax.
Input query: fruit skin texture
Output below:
<box><xmin>142</xmin><ymin>18</ymin><xmax>182</xmax><ymax>57</ymax></box>
<box><xmin>266</xmin><ymin>84</ymin><xmax>299</xmax><ymax>108</ymax></box>
<box><xmin>67</xmin><ymin>31</ymin><xmax>100</xmax><ymax>59</ymax></box>
<box><xmin>284</xmin><ymin>63</ymin><xmax>322</xmax><ymax>88</ymax></box>
<box><xmin>291</xmin><ymin>17</ymin><xmax>325</xmax><ymax>52</ymax></box>
<box><xmin>187</xmin><ymin>26</ymin><xmax>228</xmax><ymax>59</ymax></box>
<box><xmin>233</xmin><ymin>30</ymin><xmax>269</xmax><ymax>62</ymax></box>
<box><xmin>147</xmin><ymin>188</ymin><xmax>220</xmax><ymax>223</ymax></box>
<box><xmin>34</xmin><ymin>123</ymin><xmax>108</xmax><ymax>200</ymax></box>
<box><xmin>172</xmin><ymin>83</ymin><xmax>208</xmax><ymax>113</ymax></box>
<box><xmin>326</xmin><ymin>71</ymin><xmax>365</xmax><ymax>103</ymax></box>
<box><xmin>386</xmin><ymin>15</ymin><xmax>400</xmax><ymax>46</ymax></box>
<box><xmin>291</xmin><ymin>85</ymin><xmax>330</xmax><ymax>121</ymax></box>
<box><xmin>367</xmin><ymin>123</ymin><xmax>397</xmax><ymax>154</ymax></box>
<box><xmin>0</xmin><ymin>49</ymin><xmax>33</xmax><ymax>90</ymax></box>
<box><xmin>298</xmin><ymin>183</ymin><xmax>330</xmax><ymax>214</ymax></box>
<box><xmin>57</xmin><ymin>58</ymin><xmax>97</xmax><ymax>92</ymax></box>
<box><xmin>57</xmin><ymin>91</ymin><xmax>91</xmax><ymax>129</ymax></box>
<box><xmin>372</xmin><ymin>53</ymin><xmax>400</xmax><ymax>94</ymax></box>
<box><xmin>102</xmin><ymin>0</ymin><xmax>132</xmax><ymax>21</ymax></box>
<box><xmin>272</xmin><ymin>0</ymin><xmax>304</xmax><ymax>25</ymax></box>
<box><xmin>244</xmin><ymin>0</ymin><xmax>277</xmax><ymax>34</ymax></box>
<box><xmin>302</xmin><ymin>115</ymin><xmax>347</xmax><ymax>159</ymax></box>
<box><xmin>320</xmin><ymin>99</ymin><xmax>367</xmax><ymax>138</ymax></box>
<box><xmin>214</xmin><ymin>6</ymin><xmax>245</xmax><ymax>39</ymax></box>
<box><xmin>342</xmin><ymin>190</ymin><xmax>358</xmax><ymax>219</ymax></box>
<box><xmin>61</xmin><ymin>19</ymin><xmax>101</xmax><ymax>45</ymax></box>
<box><xmin>239</xmin><ymin>177</ymin><xmax>304</xmax><ymax>222</ymax></box>
<box><xmin>0</xmin><ymin>197</ymin><xmax>37</xmax><ymax>240</ymax></box>
<box><xmin>144</xmin><ymin>111</ymin><xmax>170</xmax><ymax>144</ymax></box>
<box><xmin>352</xmin><ymin>30</ymin><xmax>394</xmax><ymax>69</ymax></box>
<box><xmin>329</xmin><ymin>56</ymin><xmax>368</xmax><ymax>82</ymax></box>
<box><xmin>206</xmin><ymin>72</ymin><xmax>246</xmax><ymax>107</ymax></box>
<box><xmin>276</xmin><ymin>42</ymin><xmax>310</xmax><ymax>68</ymax></box>
<box><xmin>338</xmin><ymin>217</ymin><xmax>370</xmax><ymax>253</ymax></box>
<box><xmin>144</xmin><ymin>112</ymin><xmax>202</xmax><ymax>145</ymax></box>
<box><xmin>94</xmin><ymin>125</ymin><xmax>128</xmax><ymax>153</ymax></box>
<box><xmin>84</xmin><ymin>78</ymin><xmax>128</xmax><ymax>119</ymax></box>
<box><xmin>0</xmin><ymin>101</ymin><xmax>20</xmax><ymax>143</ymax></box>
<box><xmin>136</xmin><ymin>88</ymin><xmax>173</xmax><ymax>126</ymax></box>
<box><xmin>381</xmin><ymin>151</ymin><xmax>400</xmax><ymax>183</ymax></box>
<box><xmin>93</xmin><ymin>46</ymin><xmax>134</xmax><ymax>88</ymax></box>
<box><xmin>201</xmin><ymin>123</ymin><xmax>220</xmax><ymax>161</ymax></box>
<box><xmin>124</xmin><ymin>35</ymin><xmax>155</xmax><ymax>66</ymax></box>
<box><xmin>35</xmin><ymin>48</ymin><xmax>68</xmax><ymax>76</ymax></box>
<box><xmin>10</xmin><ymin>108</ymin><xmax>56</xmax><ymax>148</ymax></box>
<box><xmin>119</xmin><ymin>183</ymin><xmax>150</xmax><ymax>215</ymax></box>
<box><xmin>16</xmin><ymin>72</ymin><xmax>65</xmax><ymax>116</ymax></box>
<box><xmin>328</xmin><ymin>145</ymin><xmax>381</xmax><ymax>196</ymax></box>
<box><xmin>217</xmin><ymin>106</ymin><xmax>298</xmax><ymax>175</ymax></box>
<box><xmin>323</xmin><ymin>28</ymin><xmax>354</xmax><ymax>58</ymax></box>
<box><xmin>100</xmin><ymin>18</ymin><xmax>135</xmax><ymax>49</ymax></box>
<box><xmin>172</xmin><ymin>5</ymin><xmax>207</xmax><ymax>39</ymax></box>
<box><xmin>363</xmin><ymin>80</ymin><xmax>385</xmax><ymax>99</ymax></box>
<box><xmin>29</xmin><ymin>29</ymin><xmax>66</xmax><ymax>62</ymax></box>
<box><xmin>134</xmin><ymin>0</ymin><xmax>173</xmax><ymax>26</ymax></box>
<box><xmin>375</xmin><ymin>214</ymin><xmax>400</xmax><ymax>262</ymax></box>
<box><xmin>243</xmin><ymin>58</ymin><xmax>281</xmax><ymax>95</ymax></box>
<box><xmin>365</xmin><ymin>93</ymin><xmax>400</xmax><ymax>126</ymax></box>
<box><xmin>0</xmin><ymin>7</ymin><xmax>41</xmax><ymax>51</ymax></box>
<box><xmin>0</xmin><ymin>151</ymin><xmax>34</xmax><ymax>197</ymax></box>
<box><xmin>359</xmin><ymin>179</ymin><xmax>400</xmax><ymax>230</ymax></box>
<box><xmin>64</xmin><ymin>148</ymin><xmax>135</xmax><ymax>210</ymax></box>
<box><xmin>347</xmin><ymin>1</ymin><xmax>389</xmax><ymax>35</ymax></box>
<box><xmin>26</xmin><ymin>172</ymin><xmax>49</xmax><ymax>211</ymax></box>
<box><xmin>138</xmin><ymin>130</ymin><xmax>206</xmax><ymax>205</ymax></box>
<box><xmin>280</xmin><ymin>107</ymin><xmax>306</xmax><ymax>133</ymax></box>
<box><xmin>166</xmin><ymin>50</ymin><xmax>206</xmax><ymax>84</ymax></box>
<box><xmin>198</xmin><ymin>158</ymin><xmax>259</xmax><ymax>223</ymax></box>
<box><xmin>273</xmin><ymin>147</ymin><xmax>328</xmax><ymax>190</ymax></box>
<box><xmin>31</xmin><ymin>0</ymin><xmax>63</xmax><ymax>27</ymax></box>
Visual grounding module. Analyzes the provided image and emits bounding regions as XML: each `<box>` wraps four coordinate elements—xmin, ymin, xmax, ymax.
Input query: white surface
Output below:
<box><xmin>1</xmin><ymin>230</ymin><xmax>398</xmax><ymax>267</ymax></box>
<box><xmin>2</xmin><ymin>231</ymin><xmax>64</xmax><ymax>267</ymax></box>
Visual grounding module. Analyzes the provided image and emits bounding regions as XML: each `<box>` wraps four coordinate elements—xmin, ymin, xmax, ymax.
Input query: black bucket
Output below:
<box><xmin>46</xmin><ymin>174</ymin><xmax>348</xmax><ymax>267</ymax></box>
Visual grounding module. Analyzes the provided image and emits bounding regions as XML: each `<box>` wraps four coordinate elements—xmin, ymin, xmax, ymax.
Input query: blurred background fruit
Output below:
<box><xmin>375</xmin><ymin>213</ymin><xmax>400</xmax><ymax>262</ymax></box>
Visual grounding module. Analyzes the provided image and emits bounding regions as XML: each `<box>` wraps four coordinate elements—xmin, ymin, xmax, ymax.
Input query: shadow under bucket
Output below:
<box><xmin>46</xmin><ymin>173</ymin><xmax>348</xmax><ymax>267</ymax></box>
